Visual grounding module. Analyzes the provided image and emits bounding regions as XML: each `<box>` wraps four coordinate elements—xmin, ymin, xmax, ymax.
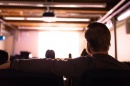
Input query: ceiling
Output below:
<box><xmin>0</xmin><ymin>0</ymin><xmax>129</xmax><ymax>31</ymax></box>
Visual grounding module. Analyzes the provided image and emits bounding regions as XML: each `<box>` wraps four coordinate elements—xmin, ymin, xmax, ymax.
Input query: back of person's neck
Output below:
<box><xmin>91</xmin><ymin>51</ymin><xmax>108</xmax><ymax>56</ymax></box>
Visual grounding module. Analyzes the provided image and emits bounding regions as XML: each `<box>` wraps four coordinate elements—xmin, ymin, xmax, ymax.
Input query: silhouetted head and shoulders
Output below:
<box><xmin>84</xmin><ymin>22</ymin><xmax>130</xmax><ymax>69</ymax></box>
<box><xmin>0</xmin><ymin>50</ymin><xmax>10</xmax><ymax>69</ymax></box>
<box><xmin>45</xmin><ymin>49</ymin><xmax>55</xmax><ymax>59</ymax></box>
<box><xmin>68</xmin><ymin>53</ymin><xmax>72</xmax><ymax>59</ymax></box>
<box><xmin>9</xmin><ymin>22</ymin><xmax>130</xmax><ymax>78</ymax></box>
<box><xmin>80</xmin><ymin>48</ymin><xmax>88</xmax><ymax>57</ymax></box>
<box><xmin>85</xmin><ymin>22</ymin><xmax>111</xmax><ymax>56</ymax></box>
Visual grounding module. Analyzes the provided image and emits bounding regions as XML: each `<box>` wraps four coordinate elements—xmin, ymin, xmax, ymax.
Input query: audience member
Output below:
<box><xmin>80</xmin><ymin>48</ymin><xmax>88</xmax><ymax>57</ymax></box>
<box><xmin>7</xmin><ymin>22</ymin><xmax>130</xmax><ymax>79</ymax></box>
<box><xmin>45</xmin><ymin>49</ymin><xmax>55</xmax><ymax>59</ymax></box>
<box><xmin>68</xmin><ymin>53</ymin><xmax>72</xmax><ymax>59</ymax></box>
<box><xmin>0</xmin><ymin>50</ymin><xmax>10</xmax><ymax>69</ymax></box>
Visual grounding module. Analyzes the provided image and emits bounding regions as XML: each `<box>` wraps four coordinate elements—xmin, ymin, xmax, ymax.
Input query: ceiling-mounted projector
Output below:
<box><xmin>43</xmin><ymin>11</ymin><xmax>55</xmax><ymax>17</ymax></box>
<box><xmin>42</xmin><ymin>11</ymin><xmax>56</xmax><ymax>22</ymax></box>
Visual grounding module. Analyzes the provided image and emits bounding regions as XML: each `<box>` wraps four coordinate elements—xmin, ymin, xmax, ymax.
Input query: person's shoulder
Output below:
<box><xmin>0</xmin><ymin>62</ymin><xmax>10</xmax><ymax>69</ymax></box>
<box><xmin>78</xmin><ymin>55</ymin><xmax>92</xmax><ymax>58</ymax></box>
<box><xmin>72</xmin><ymin>55</ymin><xmax>92</xmax><ymax>61</ymax></box>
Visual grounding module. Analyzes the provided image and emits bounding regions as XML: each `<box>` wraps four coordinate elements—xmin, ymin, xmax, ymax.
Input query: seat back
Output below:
<box><xmin>81</xmin><ymin>70</ymin><xmax>130</xmax><ymax>86</ymax></box>
<box><xmin>0</xmin><ymin>69</ymin><xmax>64</xmax><ymax>86</ymax></box>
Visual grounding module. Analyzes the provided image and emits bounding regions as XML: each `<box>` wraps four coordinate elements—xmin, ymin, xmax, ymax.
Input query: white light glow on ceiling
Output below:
<box><xmin>0</xmin><ymin>3</ymin><xmax>3</xmax><ymax>5</ymax></box>
<box><xmin>36</xmin><ymin>4</ymin><xmax>44</xmax><ymax>7</ymax></box>
<box><xmin>117</xmin><ymin>8</ymin><xmax>130</xmax><ymax>21</ymax></box>
<box><xmin>4</xmin><ymin>17</ymin><xmax>25</xmax><ymax>20</ymax></box>
<box><xmin>51</xmin><ymin>3</ymin><xmax>106</xmax><ymax>8</ymax></box>
<box><xmin>18</xmin><ymin>26</ymin><xmax>84</xmax><ymax>31</ymax></box>
<box><xmin>4</xmin><ymin>17</ymin><xmax>90</xmax><ymax>22</ymax></box>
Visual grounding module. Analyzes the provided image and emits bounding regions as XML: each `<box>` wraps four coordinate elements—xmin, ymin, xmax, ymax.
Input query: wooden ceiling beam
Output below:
<box><xmin>0</xmin><ymin>8</ymin><xmax>107</xmax><ymax>17</ymax></box>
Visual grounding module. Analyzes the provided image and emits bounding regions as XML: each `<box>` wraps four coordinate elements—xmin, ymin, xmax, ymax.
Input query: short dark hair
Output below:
<box><xmin>85</xmin><ymin>22</ymin><xmax>111</xmax><ymax>52</ymax></box>
<box><xmin>0</xmin><ymin>50</ymin><xmax>9</xmax><ymax>65</ymax></box>
<box><xmin>45</xmin><ymin>49</ymin><xmax>55</xmax><ymax>59</ymax></box>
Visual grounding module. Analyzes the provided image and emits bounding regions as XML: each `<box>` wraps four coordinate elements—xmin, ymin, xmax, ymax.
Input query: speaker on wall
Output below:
<box><xmin>126</xmin><ymin>17</ymin><xmax>130</xmax><ymax>34</ymax></box>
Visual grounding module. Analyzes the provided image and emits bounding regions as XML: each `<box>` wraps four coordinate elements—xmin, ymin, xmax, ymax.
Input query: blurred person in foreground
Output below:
<box><xmin>7</xmin><ymin>22</ymin><xmax>130</xmax><ymax>78</ymax></box>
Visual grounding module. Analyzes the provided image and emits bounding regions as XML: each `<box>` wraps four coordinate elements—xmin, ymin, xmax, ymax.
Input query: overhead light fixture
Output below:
<box><xmin>3</xmin><ymin>17</ymin><xmax>90</xmax><ymax>22</ymax></box>
<box><xmin>117</xmin><ymin>8</ymin><xmax>130</xmax><ymax>21</ymax></box>
<box><xmin>97</xmin><ymin>0</ymin><xmax>126</xmax><ymax>22</ymax></box>
<box><xmin>42</xmin><ymin>11</ymin><xmax>56</xmax><ymax>22</ymax></box>
<box><xmin>3</xmin><ymin>17</ymin><xmax>25</xmax><ymax>20</ymax></box>
<box><xmin>18</xmin><ymin>26</ymin><xmax>84</xmax><ymax>31</ymax></box>
<box><xmin>48</xmin><ymin>3</ymin><xmax>106</xmax><ymax>8</ymax></box>
<box><xmin>43</xmin><ymin>11</ymin><xmax>55</xmax><ymax>17</ymax></box>
<box><xmin>42</xmin><ymin>6</ymin><xmax>56</xmax><ymax>22</ymax></box>
<box><xmin>0</xmin><ymin>1</ymin><xmax>106</xmax><ymax>8</ymax></box>
<box><xmin>56</xmin><ymin>18</ymin><xmax>90</xmax><ymax>22</ymax></box>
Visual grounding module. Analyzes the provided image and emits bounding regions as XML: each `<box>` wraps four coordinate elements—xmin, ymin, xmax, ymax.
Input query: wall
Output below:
<box><xmin>109</xmin><ymin>20</ymin><xmax>130</xmax><ymax>61</ymax></box>
<box><xmin>13</xmin><ymin>31</ymin><xmax>39</xmax><ymax>57</ymax></box>
<box><xmin>108</xmin><ymin>27</ymin><xmax>115</xmax><ymax>58</ymax></box>
<box><xmin>0</xmin><ymin>40</ymin><xmax>5</xmax><ymax>50</ymax></box>
<box><xmin>0</xmin><ymin>29</ymin><xmax>12</xmax><ymax>53</ymax></box>
<box><xmin>38</xmin><ymin>31</ymin><xmax>85</xmax><ymax>58</ymax></box>
<box><xmin>10</xmin><ymin>30</ymin><xmax>85</xmax><ymax>58</ymax></box>
<box><xmin>4</xmin><ymin>21</ymin><xmax>129</xmax><ymax>61</ymax></box>
<box><xmin>5</xmin><ymin>35</ymin><xmax>14</xmax><ymax>56</ymax></box>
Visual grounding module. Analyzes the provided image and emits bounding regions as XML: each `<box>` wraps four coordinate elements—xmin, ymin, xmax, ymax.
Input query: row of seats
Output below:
<box><xmin>69</xmin><ymin>69</ymin><xmax>130</xmax><ymax>86</ymax></box>
<box><xmin>0</xmin><ymin>69</ymin><xmax>130</xmax><ymax>86</ymax></box>
<box><xmin>0</xmin><ymin>69</ymin><xmax>64</xmax><ymax>86</ymax></box>
<box><xmin>81</xmin><ymin>70</ymin><xmax>130</xmax><ymax>86</ymax></box>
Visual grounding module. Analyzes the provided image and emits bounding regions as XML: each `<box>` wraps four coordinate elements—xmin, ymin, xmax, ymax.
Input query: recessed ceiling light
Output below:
<box><xmin>4</xmin><ymin>17</ymin><xmax>90</xmax><ymax>22</ymax></box>
<box><xmin>117</xmin><ymin>8</ymin><xmax>130</xmax><ymax>21</ymax></box>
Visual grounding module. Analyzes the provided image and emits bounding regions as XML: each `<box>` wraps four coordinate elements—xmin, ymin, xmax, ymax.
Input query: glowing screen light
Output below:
<box><xmin>38</xmin><ymin>30</ymin><xmax>80</xmax><ymax>58</ymax></box>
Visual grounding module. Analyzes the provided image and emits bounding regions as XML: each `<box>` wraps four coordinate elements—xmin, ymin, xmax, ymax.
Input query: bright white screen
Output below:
<box><xmin>38</xmin><ymin>31</ymin><xmax>80</xmax><ymax>58</ymax></box>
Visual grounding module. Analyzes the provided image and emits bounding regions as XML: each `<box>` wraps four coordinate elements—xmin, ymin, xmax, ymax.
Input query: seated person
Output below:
<box><xmin>2</xmin><ymin>22</ymin><xmax>130</xmax><ymax>79</ymax></box>
<box><xmin>45</xmin><ymin>49</ymin><xmax>55</xmax><ymax>59</ymax></box>
<box><xmin>9</xmin><ymin>22</ymin><xmax>130</xmax><ymax>77</ymax></box>
<box><xmin>0</xmin><ymin>50</ymin><xmax>10</xmax><ymax>69</ymax></box>
<box><xmin>68</xmin><ymin>53</ymin><xmax>72</xmax><ymax>58</ymax></box>
<box><xmin>80</xmin><ymin>48</ymin><xmax>88</xmax><ymax>57</ymax></box>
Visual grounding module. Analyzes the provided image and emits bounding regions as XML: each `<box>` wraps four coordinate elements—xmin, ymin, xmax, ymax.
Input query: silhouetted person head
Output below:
<box><xmin>81</xmin><ymin>48</ymin><xmax>88</xmax><ymax>56</ymax></box>
<box><xmin>85</xmin><ymin>22</ymin><xmax>111</xmax><ymax>55</ymax></box>
<box><xmin>45</xmin><ymin>49</ymin><xmax>55</xmax><ymax>59</ymax></box>
<box><xmin>0</xmin><ymin>50</ymin><xmax>9</xmax><ymax>65</ymax></box>
<box><xmin>68</xmin><ymin>53</ymin><xmax>72</xmax><ymax>58</ymax></box>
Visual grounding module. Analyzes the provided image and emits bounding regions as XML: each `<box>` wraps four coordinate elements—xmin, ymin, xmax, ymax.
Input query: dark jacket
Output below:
<box><xmin>10</xmin><ymin>54</ymin><xmax>130</xmax><ymax>78</ymax></box>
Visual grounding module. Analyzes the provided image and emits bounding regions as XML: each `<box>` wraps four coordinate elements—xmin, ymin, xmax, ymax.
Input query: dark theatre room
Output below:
<box><xmin>0</xmin><ymin>0</ymin><xmax>130</xmax><ymax>86</ymax></box>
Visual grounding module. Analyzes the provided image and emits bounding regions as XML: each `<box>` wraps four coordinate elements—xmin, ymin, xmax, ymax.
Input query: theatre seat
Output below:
<box><xmin>81</xmin><ymin>70</ymin><xmax>130</xmax><ymax>86</ymax></box>
<box><xmin>0</xmin><ymin>69</ymin><xmax>64</xmax><ymax>86</ymax></box>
